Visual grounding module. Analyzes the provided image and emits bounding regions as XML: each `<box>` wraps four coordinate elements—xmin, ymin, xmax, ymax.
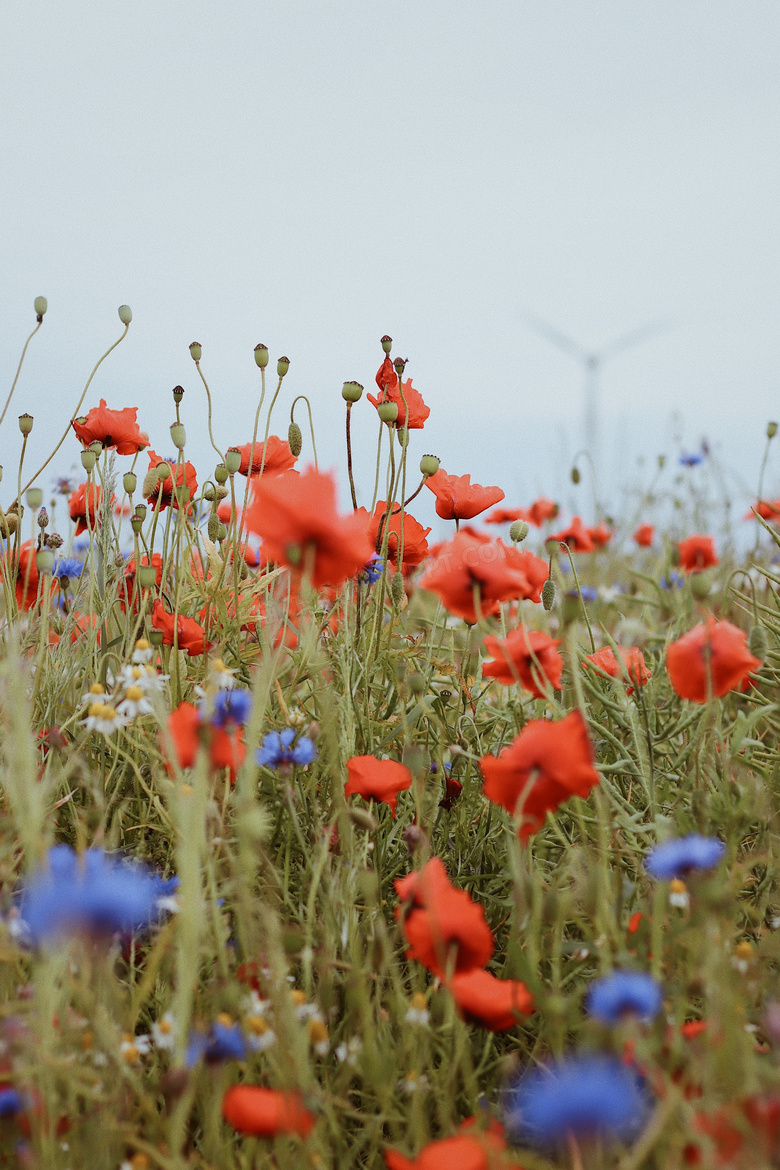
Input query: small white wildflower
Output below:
<box><xmin>291</xmin><ymin>989</ymin><xmax>320</xmax><ymax>1022</ymax></box>
<box><xmin>120</xmin><ymin>1033</ymin><xmax>151</xmax><ymax>1064</ymax></box>
<box><xmin>335</xmin><ymin>1036</ymin><xmax>363</xmax><ymax>1066</ymax></box>
<box><xmin>405</xmin><ymin>992</ymin><xmax>430</xmax><ymax>1027</ymax></box>
<box><xmin>400</xmin><ymin>1071</ymin><xmax>430</xmax><ymax>1094</ymax></box>
<box><xmin>81</xmin><ymin>681</ymin><xmax>108</xmax><ymax>705</ymax></box>
<box><xmin>209</xmin><ymin>657</ymin><xmax>237</xmax><ymax>689</ymax></box>
<box><xmin>151</xmin><ymin>1012</ymin><xmax>177</xmax><ymax>1051</ymax></box>
<box><xmin>83</xmin><ymin>703</ymin><xmax>128</xmax><ymax>735</ymax></box>
<box><xmin>308</xmin><ymin>1017</ymin><xmax>330</xmax><ymax>1056</ymax></box>
<box><xmin>131</xmin><ymin>638</ymin><xmax>154</xmax><ymax>664</ymax></box>
<box><xmin>245</xmin><ymin>1016</ymin><xmax>277</xmax><ymax>1052</ymax></box>
<box><xmin>669</xmin><ymin>879</ymin><xmax>690</xmax><ymax>910</ymax></box>
<box><xmin>117</xmin><ymin>685</ymin><xmax>154</xmax><ymax>720</ymax></box>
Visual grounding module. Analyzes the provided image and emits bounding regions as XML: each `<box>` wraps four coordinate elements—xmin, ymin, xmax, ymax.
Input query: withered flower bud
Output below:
<box><xmin>44</xmin><ymin>532</ymin><xmax>63</xmax><ymax>549</ymax></box>
<box><xmin>37</xmin><ymin>508</ymin><xmax>49</xmax><ymax>529</ymax></box>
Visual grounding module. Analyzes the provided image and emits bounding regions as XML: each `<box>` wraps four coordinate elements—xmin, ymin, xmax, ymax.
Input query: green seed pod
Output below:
<box><xmin>377</xmin><ymin>401</ymin><xmax>399</xmax><ymax>424</ymax></box>
<box><xmin>189</xmin><ymin>341</ymin><xmax>202</xmax><ymax>362</ymax></box>
<box><xmin>254</xmin><ymin>344</ymin><xmax>269</xmax><ymax>368</ymax></box>
<box><xmin>749</xmin><ymin>624</ymin><xmax>769</xmax><ymax>661</ymax></box>
<box><xmin>768</xmin><ymin>421</ymin><xmax>778</xmax><ymax>440</ymax></box>
<box><xmin>408</xmin><ymin>672</ymin><xmax>426</xmax><ymax>696</ymax></box>
<box><xmin>34</xmin><ymin>295</ymin><xmax>47</xmax><ymax>318</ymax></box>
<box><xmin>381</xmin><ymin>334</ymin><xmax>392</xmax><ymax>354</ymax></box>
<box><xmin>170</xmin><ymin>422</ymin><xmax>186</xmax><ymax>450</ymax></box>
<box><xmin>342</xmin><ymin>381</ymin><xmax>363</xmax><ymax>402</ymax></box>
<box><xmin>571</xmin><ymin>466</ymin><xmax>581</xmax><ymax>484</ymax></box>
<box><xmin>137</xmin><ymin>565</ymin><xmax>157</xmax><ymax>588</ymax></box>
<box><xmin>542</xmin><ymin>577</ymin><xmax>556</xmax><ymax>611</ymax></box>
<box><xmin>214</xmin><ymin>463</ymin><xmax>229</xmax><ymax>485</ymax></box>
<box><xmin>18</xmin><ymin>413</ymin><xmax>34</xmax><ymax>436</ymax></box>
<box><xmin>134</xmin><ymin>503</ymin><xmax>148</xmax><ymax>521</ymax></box>
<box><xmin>288</xmin><ymin>422</ymin><xmax>303</xmax><ymax>457</ymax></box>
<box><xmin>277</xmin><ymin>356</ymin><xmax>290</xmax><ymax>377</ymax></box>
<box><xmin>224</xmin><ymin>448</ymin><xmax>242</xmax><ymax>475</ymax></box>
<box><xmin>36</xmin><ymin>549</ymin><xmax>55</xmax><ymax>574</ymax></box>
<box><xmin>26</xmin><ymin>488</ymin><xmax>43</xmax><ymax>509</ymax></box>
<box><xmin>130</xmin><ymin>516</ymin><xmax>143</xmax><ymax>535</ymax></box>
<box><xmin>123</xmin><ymin>472</ymin><xmax>137</xmax><ymax>495</ymax></box>
<box><xmin>149</xmin><ymin>629</ymin><xmax>164</xmax><ymax>647</ymax></box>
<box><xmin>118</xmin><ymin>305</ymin><xmax>133</xmax><ymax>325</ymax></box>
<box><xmin>172</xmin><ymin>385</ymin><xmax>185</xmax><ymax>404</ymax></box>
<box><xmin>510</xmin><ymin>520</ymin><xmax>530</xmax><ymax>544</ymax></box>
<box><xmin>81</xmin><ymin>450</ymin><xmax>97</xmax><ymax>473</ymax></box>
<box><xmin>689</xmin><ymin>571</ymin><xmax>711</xmax><ymax>599</ymax></box>
<box><xmin>88</xmin><ymin>440</ymin><xmax>103</xmax><ymax>456</ymax></box>
<box><xmin>393</xmin><ymin>356</ymin><xmax>407</xmax><ymax>376</ymax></box>
<box><xmin>419</xmin><ymin>453</ymin><xmax>440</xmax><ymax>477</ymax></box>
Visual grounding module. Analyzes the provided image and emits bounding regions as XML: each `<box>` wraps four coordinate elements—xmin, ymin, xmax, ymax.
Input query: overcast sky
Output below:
<box><xmin>2</xmin><ymin>1</ymin><xmax>779</xmax><ymax>535</ymax></box>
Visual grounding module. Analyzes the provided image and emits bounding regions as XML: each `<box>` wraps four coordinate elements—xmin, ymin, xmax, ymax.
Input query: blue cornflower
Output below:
<box><xmin>256</xmin><ymin>728</ymin><xmax>317</xmax><ymax>770</ymax></box>
<box><xmin>185</xmin><ymin>1021</ymin><xmax>247</xmax><ymax>1067</ymax></box>
<box><xmin>211</xmin><ymin>689</ymin><xmax>252</xmax><ymax>727</ymax></box>
<box><xmin>53</xmin><ymin>558</ymin><xmax>84</xmax><ymax>584</ymax></box>
<box><xmin>0</xmin><ymin>1088</ymin><xmax>22</xmax><ymax>1117</ymax></box>
<box><xmin>19</xmin><ymin>846</ymin><xmax>163</xmax><ymax>943</ymax></box>
<box><xmin>660</xmin><ymin>571</ymin><xmax>684</xmax><ymax>590</ymax></box>
<box><xmin>567</xmin><ymin>586</ymin><xmax>597</xmax><ymax>604</ymax></box>
<box><xmin>363</xmin><ymin>554</ymin><xmax>385</xmax><ymax>584</ymax></box>
<box><xmin>586</xmin><ymin>971</ymin><xmax>663</xmax><ymax>1024</ymax></box>
<box><xmin>645</xmin><ymin>835</ymin><xmax>725</xmax><ymax>880</ymax></box>
<box><xmin>506</xmin><ymin>1055</ymin><xmax>651</xmax><ymax>1146</ymax></box>
<box><xmin>679</xmin><ymin>452</ymin><xmax>704</xmax><ymax>467</ymax></box>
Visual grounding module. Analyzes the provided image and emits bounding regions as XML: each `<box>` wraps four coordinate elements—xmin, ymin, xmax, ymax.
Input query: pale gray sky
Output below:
<box><xmin>2</xmin><ymin>1</ymin><xmax>779</xmax><ymax>533</ymax></box>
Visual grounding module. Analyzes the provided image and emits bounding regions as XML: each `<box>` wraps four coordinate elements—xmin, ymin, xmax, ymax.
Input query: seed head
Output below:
<box><xmin>34</xmin><ymin>295</ymin><xmax>47</xmax><ymax>320</ymax></box>
<box><xmin>254</xmin><ymin>344</ymin><xmax>269</xmax><ymax>369</ymax></box>
<box><xmin>341</xmin><ymin>381</ymin><xmax>363</xmax><ymax>402</ymax></box>
<box><xmin>18</xmin><ymin>413</ymin><xmax>34</xmax><ymax>436</ymax></box>
<box><xmin>189</xmin><ymin>342</ymin><xmax>202</xmax><ymax>362</ymax></box>
<box><xmin>118</xmin><ymin>305</ymin><xmax>133</xmax><ymax>325</ymax></box>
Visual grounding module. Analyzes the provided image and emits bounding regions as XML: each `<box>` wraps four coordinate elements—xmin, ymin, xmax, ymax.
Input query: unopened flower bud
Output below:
<box><xmin>224</xmin><ymin>449</ymin><xmax>242</xmax><ymax>475</ymax></box>
<box><xmin>189</xmin><ymin>341</ymin><xmax>202</xmax><ymax>362</ymax></box>
<box><xmin>419</xmin><ymin>454</ymin><xmax>440</xmax><ymax>477</ymax></box>
<box><xmin>18</xmin><ymin>413</ymin><xmax>34</xmax><ymax>436</ymax></box>
<box><xmin>207</xmin><ymin>513</ymin><xmax>221</xmax><ymax>542</ymax></box>
<box><xmin>288</xmin><ymin>422</ymin><xmax>302</xmax><ymax>457</ymax></box>
<box><xmin>36</xmin><ymin>549</ymin><xmax>54</xmax><ymax>574</ymax></box>
<box><xmin>217</xmin><ymin>521</ymin><xmax>228</xmax><ymax>542</ymax></box>
<box><xmin>408</xmin><ymin>671</ymin><xmax>426</xmax><ymax>695</ymax></box>
<box><xmin>541</xmin><ymin>578</ymin><xmax>556</xmax><ymax>611</ymax></box>
<box><xmin>172</xmin><ymin>385</ymin><xmax>185</xmax><ymax>404</ymax></box>
<box><xmin>377</xmin><ymin>401</ymin><xmax>399</xmax><ymax>424</ymax></box>
<box><xmin>768</xmin><ymin>421</ymin><xmax>778</xmax><ymax>440</ymax></box>
<box><xmin>689</xmin><ymin>571</ymin><xmax>711</xmax><ymax>599</ymax></box>
<box><xmin>254</xmin><ymin>344</ymin><xmax>269</xmax><ymax>369</ymax></box>
<box><xmin>81</xmin><ymin>450</ymin><xmax>97</xmax><ymax>472</ymax></box>
<box><xmin>402</xmin><ymin>824</ymin><xmax>424</xmax><ymax>853</ymax></box>
<box><xmin>26</xmin><ymin>488</ymin><xmax>43</xmax><ymax>509</ymax></box>
<box><xmin>381</xmin><ymin>335</ymin><xmax>392</xmax><ymax>354</ymax></box>
<box><xmin>510</xmin><ymin>520</ymin><xmax>530</xmax><ymax>544</ymax></box>
<box><xmin>393</xmin><ymin>356</ymin><xmax>407</xmax><ymax>376</ymax></box>
<box><xmin>137</xmin><ymin>565</ymin><xmax>157</xmax><ymax>588</ymax></box>
<box><xmin>215</xmin><ymin>484</ymin><xmax>229</xmax><ymax>501</ymax></box>
<box><xmin>214</xmin><ymin>463</ymin><xmax>229</xmax><ymax>485</ymax></box>
<box><xmin>123</xmin><ymin>472</ymin><xmax>137</xmax><ymax>495</ymax></box>
<box><xmin>44</xmin><ymin>532</ymin><xmax>63</xmax><ymax>549</ymax></box>
<box><xmin>342</xmin><ymin>381</ymin><xmax>363</xmax><ymax>402</ymax></box>
<box><xmin>749</xmin><ymin>624</ymin><xmax>769</xmax><ymax>661</ymax></box>
<box><xmin>37</xmin><ymin>508</ymin><xmax>49</xmax><ymax>529</ymax></box>
<box><xmin>571</xmin><ymin>466</ymin><xmax>581</xmax><ymax>484</ymax></box>
<box><xmin>142</xmin><ymin>466</ymin><xmax>161</xmax><ymax>497</ymax></box>
<box><xmin>203</xmin><ymin>484</ymin><xmax>215</xmax><ymax>502</ymax></box>
<box><xmin>277</xmin><ymin>356</ymin><xmax>290</xmax><ymax>377</ymax></box>
<box><xmin>34</xmin><ymin>295</ymin><xmax>47</xmax><ymax>319</ymax></box>
<box><xmin>134</xmin><ymin>503</ymin><xmax>147</xmax><ymax>521</ymax></box>
<box><xmin>118</xmin><ymin>305</ymin><xmax>133</xmax><ymax>325</ymax></box>
<box><xmin>390</xmin><ymin>572</ymin><xmax>405</xmax><ymax>608</ymax></box>
<box><xmin>396</xmin><ymin>428</ymin><xmax>410</xmax><ymax>448</ymax></box>
<box><xmin>348</xmin><ymin>807</ymin><xmax>379</xmax><ymax>833</ymax></box>
<box><xmin>170</xmin><ymin>422</ymin><xmax>186</xmax><ymax>450</ymax></box>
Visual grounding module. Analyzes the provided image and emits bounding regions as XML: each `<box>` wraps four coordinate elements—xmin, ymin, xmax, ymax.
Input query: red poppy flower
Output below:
<box><xmin>119</xmin><ymin>553</ymin><xmax>163</xmax><ymax>611</ymax></box>
<box><xmin>677</xmin><ymin>534</ymin><xmax>718</xmax><ymax>573</ymax></box>
<box><xmin>747</xmin><ymin>500</ymin><xmax>780</xmax><ymax>522</ymax></box>
<box><xmin>6</xmin><ymin>541</ymin><xmax>51</xmax><ymax>611</ymax></box>
<box><xmin>481</xmin><ymin>628</ymin><xmax>563</xmax><ymax>697</ymax></box>
<box><xmin>448</xmin><ymin>968</ymin><xmax>534</xmax><ymax>1031</ymax></box>
<box><xmin>243</xmin><ymin>467</ymin><xmax>374</xmax><ymax>589</ymax></box>
<box><xmin>485</xmin><ymin>507</ymin><xmax>527</xmax><ymax>525</ymax></box>
<box><xmin>146</xmin><ymin>450</ymin><xmax>198</xmax><ymax>511</ymax></box>
<box><xmin>549</xmin><ymin>516</ymin><xmax>595</xmax><ymax>552</ymax></box>
<box><xmin>356</xmin><ymin>501</ymin><xmax>431</xmax><ymax>568</ymax></box>
<box><xmin>633</xmin><ymin>523</ymin><xmax>654</xmax><ymax>547</ymax></box>
<box><xmin>165</xmin><ymin>701</ymin><xmax>246</xmax><ymax>783</ymax></box>
<box><xmin>385</xmin><ymin>1119</ymin><xmax>519</xmax><ymax>1170</ymax></box>
<box><xmin>587</xmin><ymin>521</ymin><xmax>612</xmax><ymax>548</ymax></box>
<box><xmin>419</xmin><ymin>533</ymin><xmax>535</xmax><ymax>623</ymax></box>
<box><xmin>228</xmin><ymin>436</ymin><xmax>298</xmax><ymax>477</ymax></box>
<box><xmin>68</xmin><ymin>613</ymin><xmax>101</xmax><ymax>645</ymax></box>
<box><xmin>394</xmin><ymin>858</ymin><xmax>493</xmax><ymax>978</ymax></box>
<box><xmin>666</xmin><ymin>618</ymin><xmax>760</xmax><ymax>702</ymax></box>
<box><xmin>525</xmin><ymin>497</ymin><xmax>559</xmax><ymax>526</ymax></box>
<box><xmin>583</xmin><ymin>646</ymin><xmax>651</xmax><ymax>695</ymax></box>
<box><xmin>71</xmin><ymin>399</ymin><xmax>149</xmax><ymax>454</ymax></box>
<box><xmin>151</xmin><ymin>599</ymin><xmax>208</xmax><ymax>656</ymax></box>
<box><xmin>505</xmin><ymin>547</ymin><xmax>549</xmax><ymax>603</ymax></box>
<box><xmin>424</xmin><ymin>470</ymin><xmax>505</xmax><ymax>521</ymax></box>
<box><xmin>479</xmin><ymin>711</ymin><xmax>600</xmax><ymax>841</ymax></box>
<box><xmin>345</xmin><ymin>756</ymin><xmax>413</xmax><ymax>816</ymax></box>
<box><xmin>368</xmin><ymin>359</ymin><xmax>430</xmax><ymax>429</ymax></box>
<box><xmin>69</xmin><ymin>483</ymin><xmax>114</xmax><ymax>536</ymax></box>
<box><xmin>222</xmin><ymin>1085</ymin><xmax>315</xmax><ymax>1138</ymax></box>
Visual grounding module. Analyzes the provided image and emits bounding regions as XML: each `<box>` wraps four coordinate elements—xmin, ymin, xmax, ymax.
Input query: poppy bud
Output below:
<box><xmin>510</xmin><ymin>520</ymin><xmax>530</xmax><ymax>544</ymax></box>
<box><xmin>341</xmin><ymin>381</ymin><xmax>363</xmax><ymax>402</ymax></box>
<box><xmin>396</xmin><ymin>428</ymin><xmax>410</xmax><ymax>448</ymax></box>
<box><xmin>37</xmin><ymin>508</ymin><xmax>49</xmax><ymax>529</ymax></box>
<box><xmin>36</xmin><ymin>549</ymin><xmax>54</xmax><ymax>574</ymax></box>
<box><xmin>142</xmin><ymin>466</ymin><xmax>161</xmax><ymax>497</ymax></box>
<box><xmin>390</xmin><ymin>572</ymin><xmax>405</xmax><ymax>608</ymax></box>
<box><xmin>377</xmin><ymin>401</ymin><xmax>399</xmax><ymax>424</ymax></box>
<box><xmin>542</xmin><ymin>578</ymin><xmax>556</xmax><ymax>611</ymax></box>
<box><xmin>137</xmin><ymin>566</ymin><xmax>157</xmax><ymax>588</ymax></box>
<box><xmin>203</xmin><ymin>484</ymin><xmax>215</xmax><ymax>502</ymax></box>
<box><xmin>26</xmin><ymin>488</ymin><xmax>43</xmax><ymax>509</ymax></box>
<box><xmin>381</xmin><ymin>335</ymin><xmax>392</xmax><ymax>354</ymax></box>
<box><xmin>393</xmin><ymin>356</ymin><xmax>407</xmax><ymax>376</ymax></box>
<box><xmin>217</xmin><ymin>521</ymin><xmax>228</xmax><ymax>541</ymax></box>
<box><xmin>571</xmin><ymin>466</ymin><xmax>581</xmax><ymax>484</ymax></box>
<box><xmin>277</xmin><ymin>356</ymin><xmax>290</xmax><ymax>377</ymax></box>
<box><xmin>408</xmin><ymin>671</ymin><xmax>426</xmax><ymax>695</ymax></box>
<box><xmin>348</xmin><ymin>807</ymin><xmax>379</xmax><ymax>832</ymax></box>
<box><xmin>157</xmin><ymin>462</ymin><xmax>172</xmax><ymax>482</ymax></box>
<box><xmin>172</xmin><ymin>385</ymin><xmax>185</xmax><ymax>404</ymax></box>
<box><xmin>749</xmin><ymin>624</ymin><xmax>769</xmax><ymax>661</ymax></box>
<box><xmin>34</xmin><ymin>295</ymin><xmax>47</xmax><ymax>319</ymax></box>
<box><xmin>689</xmin><ymin>572</ymin><xmax>711</xmax><ymax>599</ymax></box>
<box><xmin>123</xmin><ymin>472</ymin><xmax>137</xmax><ymax>495</ymax></box>
<box><xmin>402</xmin><ymin>824</ymin><xmax>424</xmax><ymax>852</ymax></box>
<box><xmin>118</xmin><ymin>304</ymin><xmax>133</xmax><ymax>325</ymax></box>
<box><xmin>419</xmin><ymin>454</ymin><xmax>440</xmax><ymax>477</ymax></box>
<box><xmin>768</xmin><ymin>421</ymin><xmax>778</xmax><ymax>440</ymax></box>
<box><xmin>224</xmin><ymin>449</ymin><xmax>242</xmax><ymax>475</ymax></box>
<box><xmin>134</xmin><ymin>503</ymin><xmax>147</xmax><ymax>521</ymax></box>
<box><xmin>189</xmin><ymin>341</ymin><xmax>202</xmax><ymax>362</ymax></box>
<box><xmin>81</xmin><ymin>450</ymin><xmax>97</xmax><ymax>472</ymax></box>
<box><xmin>288</xmin><ymin>422</ymin><xmax>303</xmax><ymax>457</ymax></box>
<box><xmin>170</xmin><ymin>422</ymin><xmax>186</xmax><ymax>450</ymax></box>
<box><xmin>216</xmin><ymin>485</ymin><xmax>229</xmax><ymax>501</ymax></box>
<box><xmin>254</xmin><ymin>343</ymin><xmax>269</xmax><ymax>368</ymax></box>
<box><xmin>18</xmin><ymin>413</ymin><xmax>34</xmax><ymax>435</ymax></box>
<box><xmin>214</xmin><ymin>463</ymin><xmax>229</xmax><ymax>485</ymax></box>
<box><xmin>208</xmin><ymin>514</ymin><xmax>221</xmax><ymax>542</ymax></box>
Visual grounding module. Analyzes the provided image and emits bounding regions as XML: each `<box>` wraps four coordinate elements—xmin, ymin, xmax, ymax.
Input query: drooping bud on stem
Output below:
<box><xmin>768</xmin><ymin>421</ymin><xmax>778</xmax><ymax>440</ymax></box>
<box><xmin>571</xmin><ymin>466</ymin><xmax>581</xmax><ymax>484</ymax></box>
<box><xmin>749</xmin><ymin>624</ymin><xmax>769</xmax><ymax>661</ymax></box>
<box><xmin>510</xmin><ymin>520</ymin><xmax>530</xmax><ymax>544</ymax></box>
<box><xmin>288</xmin><ymin>422</ymin><xmax>302</xmax><ymax>456</ymax></box>
<box><xmin>542</xmin><ymin>578</ymin><xmax>556</xmax><ymax>611</ymax></box>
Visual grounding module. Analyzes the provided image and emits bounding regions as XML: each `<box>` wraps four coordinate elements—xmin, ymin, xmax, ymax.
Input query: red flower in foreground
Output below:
<box><xmin>480</xmin><ymin>711</ymin><xmax>600</xmax><ymax>842</ymax></box>
<box><xmin>358</xmin><ymin>501</ymin><xmax>431</xmax><ymax>568</ymax></box>
<box><xmin>583</xmin><ymin>646</ymin><xmax>651</xmax><ymax>695</ymax></box>
<box><xmin>448</xmin><ymin>968</ymin><xmax>534</xmax><ymax>1031</ymax></box>
<box><xmin>228</xmin><ymin>436</ymin><xmax>298</xmax><ymax>477</ymax></box>
<box><xmin>425</xmin><ymin>469</ymin><xmax>505</xmax><ymax>521</ymax></box>
<box><xmin>368</xmin><ymin>358</ymin><xmax>430</xmax><ymax>429</ymax></box>
<box><xmin>69</xmin><ymin>483</ymin><xmax>112</xmax><ymax>536</ymax></box>
<box><xmin>7</xmin><ymin>542</ymin><xmax>52</xmax><ymax>611</ymax></box>
<box><xmin>146</xmin><ymin>450</ymin><xmax>198</xmax><ymax>511</ymax></box>
<box><xmin>677</xmin><ymin>534</ymin><xmax>718</xmax><ymax>573</ymax></box>
<box><xmin>419</xmin><ymin>533</ymin><xmax>537</xmax><ymax>623</ymax></box>
<box><xmin>666</xmin><ymin>618</ymin><xmax>760</xmax><ymax>703</ymax></box>
<box><xmin>72</xmin><ymin>399</ymin><xmax>149</xmax><ymax>454</ymax></box>
<box><xmin>345</xmin><ymin>756</ymin><xmax>413</xmax><ymax>816</ymax></box>
<box><xmin>549</xmin><ymin>515</ymin><xmax>595</xmax><ymax>552</ymax></box>
<box><xmin>481</xmin><ymin>628</ymin><xmax>563</xmax><ymax>697</ymax></box>
<box><xmin>385</xmin><ymin>1119</ymin><xmax>520</xmax><ymax>1170</ymax></box>
<box><xmin>243</xmin><ymin>468</ymin><xmax>374</xmax><ymax>589</ymax></box>
<box><xmin>222</xmin><ymin>1085</ymin><xmax>315</xmax><ymax>1139</ymax></box>
<box><xmin>165</xmin><ymin>702</ymin><xmax>245</xmax><ymax>783</ymax></box>
<box><xmin>394</xmin><ymin>858</ymin><xmax>493</xmax><ymax>978</ymax></box>
<box><xmin>633</xmin><ymin>523</ymin><xmax>654</xmax><ymax>547</ymax></box>
<box><xmin>151</xmin><ymin>600</ymin><xmax>208</xmax><ymax>656</ymax></box>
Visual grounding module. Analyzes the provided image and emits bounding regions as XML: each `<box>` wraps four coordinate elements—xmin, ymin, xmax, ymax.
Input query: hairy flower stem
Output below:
<box><xmin>194</xmin><ymin>358</ymin><xmax>224</xmax><ymax>464</ymax></box>
<box><xmin>0</xmin><ymin>317</ymin><xmax>42</xmax><ymax>432</ymax></box>
<box><xmin>345</xmin><ymin>401</ymin><xmax>358</xmax><ymax>509</ymax></box>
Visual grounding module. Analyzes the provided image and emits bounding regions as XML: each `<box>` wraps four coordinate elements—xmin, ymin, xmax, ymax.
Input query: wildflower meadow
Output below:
<box><xmin>3</xmin><ymin>300</ymin><xmax>780</xmax><ymax>1169</ymax></box>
